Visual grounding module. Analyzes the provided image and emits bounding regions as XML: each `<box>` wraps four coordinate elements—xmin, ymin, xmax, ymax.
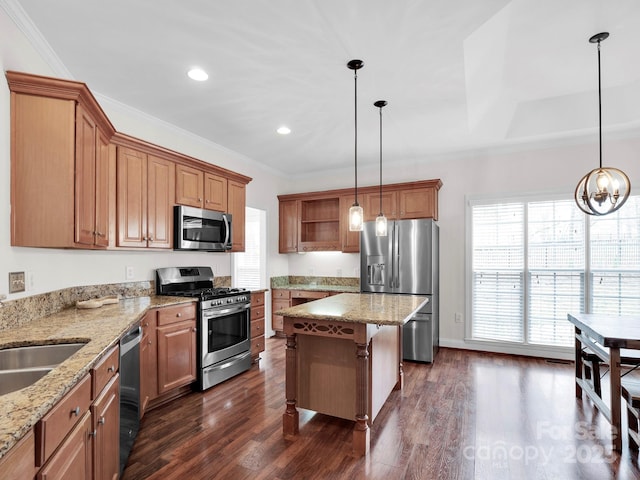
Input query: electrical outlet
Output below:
<box><xmin>9</xmin><ymin>272</ymin><xmax>25</xmax><ymax>293</ymax></box>
<box><xmin>125</xmin><ymin>266</ymin><xmax>135</xmax><ymax>280</ymax></box>
<box><xmin>454</xmin><ymin>312</ymin><xmax>463</xmax><ymax>323</ymax></box>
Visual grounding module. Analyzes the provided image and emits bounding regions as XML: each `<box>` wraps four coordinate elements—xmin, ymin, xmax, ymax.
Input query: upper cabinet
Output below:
<box><xmin>278</xmin><ymin>179</ymin><xmax>442</xmax><ymax>253</ymax></box>
<box><xmin>7</xmin><ymin>71</ymin><xmax>116</xmax><ymax>248</ymax></box>
<box><xmin>176</xmin><ymin>165</ymin><xmax>229</xmax><ymax>212</ymax></box>
<box><xmin>175</xmin><ymin>164</ymin><xmax>204</xmax><ymax>208</ymax></box>
<box><xmin>279</xmin><ymin>200</ymin><xmax>299</xmax><ymax>253</ymax></box>
<box><xmin>228</xmin><ymin>180</ymin><xmax>246</xmax><ymax>252</ymax></box>
<box><xmin>114</xmin><ymin>143</ymin><xmax>175</xmax><ymax>249</ymax></box>
<box><xmin>363</xmin><ymin>182</ymin><xmax>440</xmax><ymax>221</ymax></box>
<box><xmin>6</xmin><ymin>71</ymin><xmax>252</xmax><ymax>251</ymax></box>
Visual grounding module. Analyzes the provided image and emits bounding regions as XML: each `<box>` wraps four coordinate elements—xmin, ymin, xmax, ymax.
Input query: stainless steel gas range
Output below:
<box><xmin>155</xmin><ymin>266</ymin><xmax>252</xmax><ymax>391</ymax></box>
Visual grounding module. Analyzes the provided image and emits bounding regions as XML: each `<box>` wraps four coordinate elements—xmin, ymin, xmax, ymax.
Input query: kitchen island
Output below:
<box><xmin>276</xmin><ymin>292</ymin><xmax>428</xmax><ymax>456</ymax></box>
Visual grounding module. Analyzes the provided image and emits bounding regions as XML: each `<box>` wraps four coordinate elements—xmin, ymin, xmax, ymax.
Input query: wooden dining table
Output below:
<box><xmin>568</xmin><ymin>312</ymin><xmax>640</xmax><ymax>452</ymax></box>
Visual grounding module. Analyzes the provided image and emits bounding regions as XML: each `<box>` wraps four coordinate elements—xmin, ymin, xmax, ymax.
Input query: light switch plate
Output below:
<box><xmin>9</xmin><ymin>272</ymin><xmax>25</xmax><ymax>293</ymax></box>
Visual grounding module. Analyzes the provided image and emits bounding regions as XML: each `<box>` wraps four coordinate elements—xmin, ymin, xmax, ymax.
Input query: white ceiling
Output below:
<box><xmin>5</xmin><ymin>0</ymin><xmax>640</xmax><ymax>177</ymax></box>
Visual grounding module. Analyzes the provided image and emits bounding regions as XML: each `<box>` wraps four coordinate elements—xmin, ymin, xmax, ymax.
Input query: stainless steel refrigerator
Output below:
<box><xmin>360</xmin><ymin>219</ymin><xmax>439</xmax><ymax>362</ymax></box>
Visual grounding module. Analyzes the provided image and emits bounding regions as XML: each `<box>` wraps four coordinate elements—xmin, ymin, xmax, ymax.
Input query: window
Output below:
<box><xmin>233</xmin><ymin>207</ymin><xmax>266</xmax><ymax>290</ymax></box>
<box><xmin>470</xmin><ymin>195</ymin><xmax>640</xmax><ymax>349</ymax></box>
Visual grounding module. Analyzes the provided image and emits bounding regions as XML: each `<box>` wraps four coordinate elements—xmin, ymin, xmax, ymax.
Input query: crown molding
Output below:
<box><xmin>0</xmin><ymin>0</ymin><xmax>72</xmax><ymax>78</ymax></box>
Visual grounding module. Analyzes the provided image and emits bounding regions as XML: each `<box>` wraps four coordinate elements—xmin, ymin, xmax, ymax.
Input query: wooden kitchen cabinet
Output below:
<box><xmin>176</xmin><ymin>165</ymin><xmax>229</xmax><ymax>212</ymax></box>
<box><xmin>228</xmin><ymin>180</ymin><xmax>246</xmax><ymax>252</ymax></box>
<box><xmin>116</xmin><ymin>145</ymin><xmax>175</xmax><ymax>249</ymax></box>
<box><xmin>75</xmin><ymin>105</ymin><xmax>113</xmax><ymax>247</ymax></box>
<box><xmin>7</xmin><ymin>71</ymin><xmax>116</xmax><ymax>249</ymax></box>
<box><xmin>36</xmin><ymin>411</ymin><xmax>93</xmax><ymax>480</ymax></box>
<box><xmin>140</xmin><ymin>303</ymin><xmax>197</xmax><ymax>413</ymax></box>
<box><xmin>340</xmin><ymin>195</ymin><xmax>360</xmax><ymax>253</ymax></box>
<box><xmin>156</xmin><ymin>304</ymin><xmax>197</xmax><ymax>394</ymax></box>
<box><xmin>271</xmin><ymin>289</ymin><xmax>291</xmax><ymax>336</ymax></box>
<box><xmin>363</xmin><ymin>183</ymin><xmax>440</xmax><ymax>221</ymax></box>
<box><xmin>278</xmin><ymin>179</ymin><xmax>442</xmax><ymax>253</ymax></box>
<box><xmin>175</xmin><ymin>164</ymin><xmax>204</xmax><ymax>207</ymax></box>
<box><xmin>204</xmin><ymin>172</ymin><xmax>228</xmax><ymax>211</ymax></box>
<box><xmin>35</xmin><ymin>374</ymin><xmax>92</xmax><ymax>467</ymax></box>
<box><xmin>362</xmin><ymin>190</ymin><xmax>398</xmax><ymax>221</ymax></box>
<box><xmin>91</xmin><ymin>375</ymin><xmax>120</xmax><ymax>480</ymax></box>
<box><xmin>139</xmin><ymin>311</ymin><xmax>157</xmax><ymax>418</ymax></box>
<box><xmin>0</xmin><ymin>430</ymin><xmax>36</xmax><ymax>479</ymax></box>
<box><xmin>250</xmin><ymin>291</ymin><xmax>266</xmax><ymax>363</ymax></box>
<box><xmin>279</xmin><ymin>200</ymin><xmax>299</xmax><ymax>253</ymax></box>
<box><xmin>90</xmin><ymin>345</ymin><xmax>119</xmax><ymax>480</ymax></box>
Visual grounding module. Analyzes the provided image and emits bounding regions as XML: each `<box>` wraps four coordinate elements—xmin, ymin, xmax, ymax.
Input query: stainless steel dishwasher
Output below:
<box><xmin>119</xmin><ymin>322</ymin><xmax>142</xmax><ymax>475</ymax></box>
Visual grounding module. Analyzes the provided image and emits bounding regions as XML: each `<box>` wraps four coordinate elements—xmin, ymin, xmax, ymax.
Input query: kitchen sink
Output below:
<box><xmin>0</xmin><ymin>368</ymin><xmax>53</xmax><ymax>395</ymax></box>
<box><xmin>0</xmin><ymin>342</ymin><xmax>86</xmax><ymax>370</ymax></box>
<box><xmin>0</xmin><ymin>342</ymin><xmax>87</xmax><ymax>395</ymax></box>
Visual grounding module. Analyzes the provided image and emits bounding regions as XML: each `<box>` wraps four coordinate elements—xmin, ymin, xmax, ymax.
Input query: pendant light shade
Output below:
<box><xmin>574</xmin><ymin>32</ymin><xmax>631</xmax><ymax>216</ymax></box>
<box><xmin>374</xmin><ymin>100</ymin><xmax>388</xmax><ymax>237</ymax></box>
<box><xmin>348</xmin><ymin>59</ymin><xmax>364</xmax><ymax>231</ymax></box>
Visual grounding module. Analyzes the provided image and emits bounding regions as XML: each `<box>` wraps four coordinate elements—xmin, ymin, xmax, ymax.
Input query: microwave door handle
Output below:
<box><xmin>223</xmin><ymin>214</ymin><xmax>231</xmax><ymax>247</ymax></box>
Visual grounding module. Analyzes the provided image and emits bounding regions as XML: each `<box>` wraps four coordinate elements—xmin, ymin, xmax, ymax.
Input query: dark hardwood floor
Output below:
<box><xmin>122</xmin><ymin>338</ymin><xmax>640</xmax><ymax>480</ymax></box>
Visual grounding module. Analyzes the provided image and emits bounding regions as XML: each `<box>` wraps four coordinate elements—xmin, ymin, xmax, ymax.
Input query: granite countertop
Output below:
<box><xmin>275</xmin><ymin>292</ymin><xmax>428</xmax><ymax>326</ymax></box>
<box><xmin>274</xmin><ymin>284</ymin><xmax>360</xmax><ymax>293</ymax></box>
<box><xmin>0</xmin><ymin>295</ymin><xmax>194</xmax><ymax>460</ymax></box>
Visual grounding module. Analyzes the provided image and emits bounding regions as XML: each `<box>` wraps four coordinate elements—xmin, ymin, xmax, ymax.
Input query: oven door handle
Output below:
<box><xmin>204</xmin><ymin>304</ymin><xmax>249</xmax><ymax>318</ymax></box>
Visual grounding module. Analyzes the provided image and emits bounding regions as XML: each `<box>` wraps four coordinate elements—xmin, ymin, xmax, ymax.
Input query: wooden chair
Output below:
<box><xmin>582</xmin><ymin>351</ymin><xmax>602</xmax><ymax>397</ymax></box>
<box><xmin>621</xmin><ymin>378</ymin><xmax>640</xmax><ymax>450</ymax></box>
<box><xmin>581</xmin><ymin>348</ymin><xmax>640</xmax><ymax>399</ymax></box>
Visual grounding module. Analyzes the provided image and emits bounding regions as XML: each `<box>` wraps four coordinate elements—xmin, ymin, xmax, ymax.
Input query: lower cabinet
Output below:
<box><xmin>250</xmin><ymin>291</ymin><xmax>266</xmax><ymax>363</ymax></box>
<box><xmin>139</xmin><ymin>311</ymin><xmax>156</xmax><ymax>418</ymax></box>
<box><xmin>91</xmin><ymin>375</ymin><xmax>120</xmax><ymax>480</ymax></box>
<box><xmin>0</xmin><ymin>430</ymin><xmax>36</xmax><ymax>479</ymax></box>
<box><xmin>37</xmin><ymin>411</ymin><xmax>93</xmax><ymax>480</ymax></box>
<box><xmin>34</xmin><ymin>346</ymin><xmax>120</xmax><ymax>480</ymax></box>
<box><xmin>140</xmin><ymin>302</ymin><xmax>197</xmax><ymax>416</ymax></box>
<box><xmin>271</xmin><ymin>289</ymin><xmax>291</xmax><ymax>336</ymax></box>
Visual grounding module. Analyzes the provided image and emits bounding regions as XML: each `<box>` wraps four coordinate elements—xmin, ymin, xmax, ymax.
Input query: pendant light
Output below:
<box><xmin>347</xmin><ymin>59</ymin><xmax>364</xmax><ymax>231</ymax></box>
<box><xmin>374</xmin><ymin>100</ymin><xmax>388</xmax><ymax>236</ymax></box>
<box><xmin>574</xmin><ymin>32</ymin><xmax>630</xmax><ymax>216</ymax></box>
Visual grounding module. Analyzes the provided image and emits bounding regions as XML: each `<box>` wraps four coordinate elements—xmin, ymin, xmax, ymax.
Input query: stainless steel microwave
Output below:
<box><xmin>174</xmin><ymin>205</ymin><xmax>232</xmax><ymax>252</ymax></box>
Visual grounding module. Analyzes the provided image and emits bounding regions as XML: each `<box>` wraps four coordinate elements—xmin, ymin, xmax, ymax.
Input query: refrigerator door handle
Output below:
<box><xmin>393</xmin><ymin>222</ymin><xmax>400</xmax><ymax>289</ymax></box>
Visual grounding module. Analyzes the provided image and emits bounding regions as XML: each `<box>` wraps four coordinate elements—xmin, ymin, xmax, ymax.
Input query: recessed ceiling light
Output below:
<box><xmin>187</xmin><ymin>68</ymin><xmax>208</xmax><ymax>81</ymax></box>
<box><xmin>277</xmin><ymin>126</ymin><xmax>291</xmax><ymax>135</ymax></box>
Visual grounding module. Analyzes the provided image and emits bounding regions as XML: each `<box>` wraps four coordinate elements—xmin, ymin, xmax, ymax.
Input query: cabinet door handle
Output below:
<box><xmin>89</xmin><ymin>430</ymin><xmax>97</xmax><ymax>438</ymax></box>
<box><xmin>192</xmin><ymin>327</ymin><xmax>196</xmax><ymax>332</ymax></box>
<box><xmin>148</xmin><ymin>236</ymin><xmax>154</xmax><ymax>241</ymax></box>
<box><xmin>107</xmin><ymin>365</ymin><xmax>115</xmax><ymax>373</ymax></box>
<box><xmin>71</xmin><ymin>406</ymin><xmax>81</xmax><ymax>416</ymax></box>
<box><xmin>148</xmin><ymin>339</ymin><xmax>152</xmax><ymax>345</ymax></box>
<box><xmin>98</xmin><ymin>416</ymin><xmax>105</xmax><ymax>425</ymax></box>
<box><xmin>176</xmin><ymin>312</ymin><xmax>182</xmax><ymax>317</ymax></box>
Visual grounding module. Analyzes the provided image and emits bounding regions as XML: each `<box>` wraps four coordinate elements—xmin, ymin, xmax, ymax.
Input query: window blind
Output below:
<box><xmin>470</xmin><ymin>195</ymin><xmax>640</xmax><ymax>349</ymax></box>
<box><xmin>233</xmin><ymin>208</ymin><xmax>264</xmax><ymax>290</ymax></box>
